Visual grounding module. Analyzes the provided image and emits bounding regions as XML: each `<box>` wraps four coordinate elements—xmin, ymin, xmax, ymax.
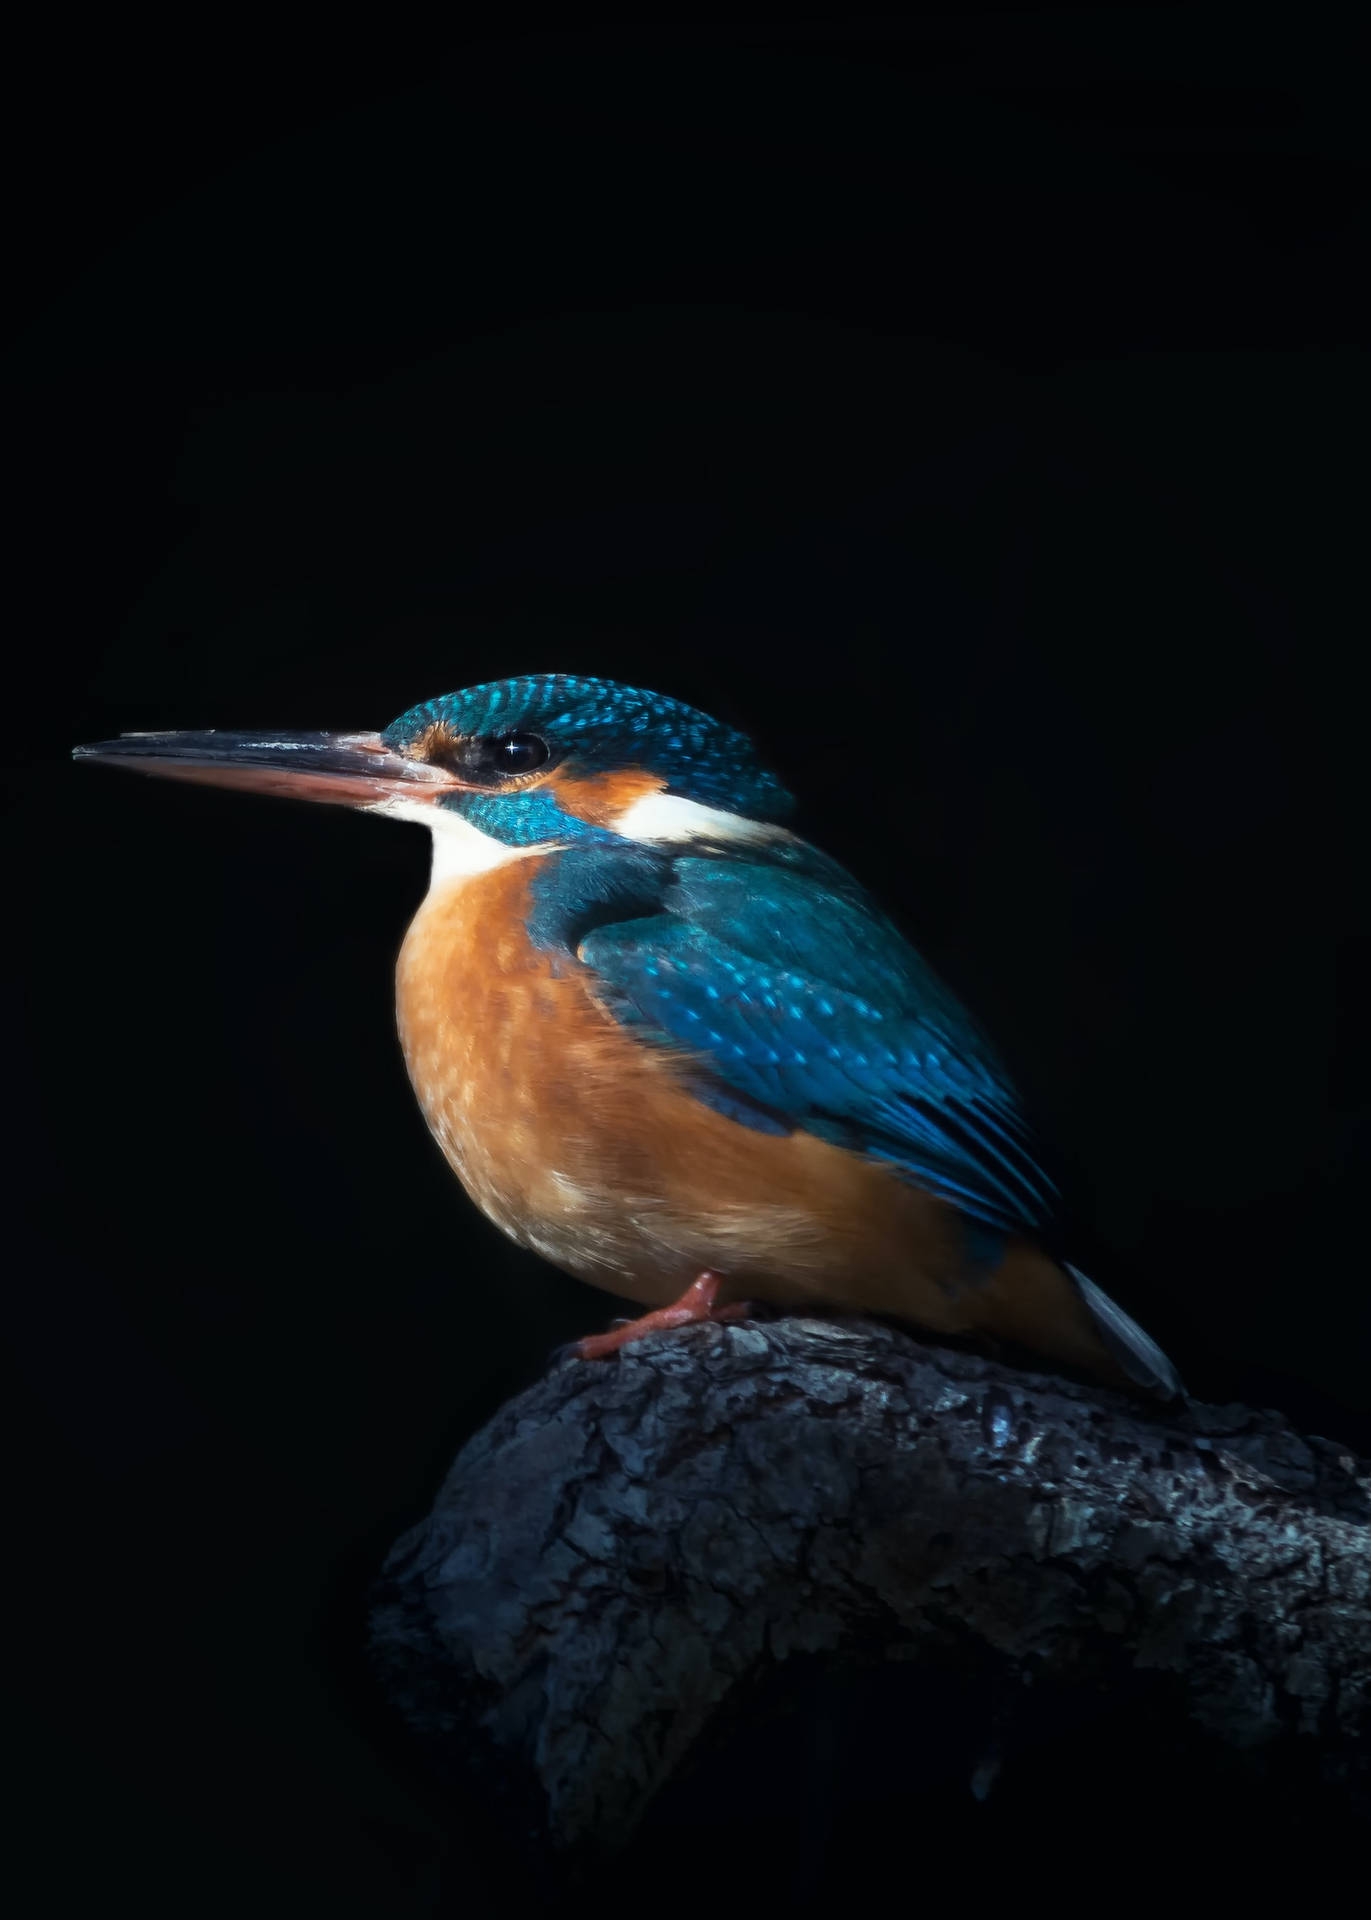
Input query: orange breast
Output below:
<box><xmin>394</xmin><ymin>858</ymin><xmax>1110</xmax><ymax>1372</ymax></box>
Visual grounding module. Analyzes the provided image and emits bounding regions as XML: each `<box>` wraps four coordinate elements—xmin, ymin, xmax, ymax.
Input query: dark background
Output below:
<box><xmin>10</xmin><ymin>17</ymin><xmax>1368</xmax><ymax>1912</ymax></box>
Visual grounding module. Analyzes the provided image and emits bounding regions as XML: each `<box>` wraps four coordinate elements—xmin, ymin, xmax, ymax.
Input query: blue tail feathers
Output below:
<box><xmin>1064</xmin><ymin>1263</ymin><xmax>1184</xmax><ymax>1402</ymax></box>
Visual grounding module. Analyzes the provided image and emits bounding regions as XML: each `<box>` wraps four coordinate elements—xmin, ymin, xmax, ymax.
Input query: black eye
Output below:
<box><xmin>431</xmin><ymin>728</ymin><xmax>551</xmax><ymax>785</ymax></box>
<box><xmin>491</xmin><ymin>731</ymin><xmax>548</xmax><ymax>775</ymax></box>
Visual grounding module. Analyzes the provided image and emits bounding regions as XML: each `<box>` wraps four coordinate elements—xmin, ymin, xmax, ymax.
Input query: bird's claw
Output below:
<box><xmin>571</xmin><ymin>1271</ymin><xmax>755</xmax><ymax>1361</ymax></box>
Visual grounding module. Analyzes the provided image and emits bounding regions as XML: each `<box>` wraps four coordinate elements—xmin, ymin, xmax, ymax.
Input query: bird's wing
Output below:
<box><xmin>577</xmin><ymin>844</ymin><xmax>1057</xmax><ymax>1236</ymax></box>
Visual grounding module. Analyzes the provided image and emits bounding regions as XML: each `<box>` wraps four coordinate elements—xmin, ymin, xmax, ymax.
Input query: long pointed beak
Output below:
<box><xmin>71</xmin><ymin>730</ymin><xmax>457</xmax><ymax>808</ymax></box>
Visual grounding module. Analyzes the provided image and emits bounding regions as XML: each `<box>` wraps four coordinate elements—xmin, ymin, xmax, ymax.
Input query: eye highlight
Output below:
<box><xmin>492</xmin><ymin>731</ymin><xmax>549</xmax><ymax>775</ymax></box>
<box><xmin>427</xmin><ymin>729</ymin><xmax>551</xmax><ymax>786</ymax></box>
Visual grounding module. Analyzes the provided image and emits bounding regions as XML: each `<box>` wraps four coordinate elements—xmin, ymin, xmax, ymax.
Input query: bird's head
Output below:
<box><xmin>74</xmin><ymin>674</ymin><xmax>794</xmax><ymax>866</ymax></box>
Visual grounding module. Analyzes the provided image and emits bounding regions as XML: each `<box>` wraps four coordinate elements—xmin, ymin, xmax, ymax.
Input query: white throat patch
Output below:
<box><xmin>374</xmin><ymin>788</ymin><xmax>778</xmax><ymax>893</ymax></box>
<box><xmin>372</xmin><ymin>798</ymin><xmax>556</xmax><ymax>890</ymax></box>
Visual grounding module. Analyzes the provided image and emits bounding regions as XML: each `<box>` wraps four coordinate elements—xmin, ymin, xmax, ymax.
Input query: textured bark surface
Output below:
<box><xmin>370</xmin><ymin>1315</ymin><xmax>1370</xmax><ymax>1858</ymax></box>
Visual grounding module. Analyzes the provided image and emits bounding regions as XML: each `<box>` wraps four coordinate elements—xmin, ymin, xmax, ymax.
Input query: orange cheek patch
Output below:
<box><xmin>548</xmin><ymin>766</ymin><xmax>665</xmax><ymax>827</ymax></box>
<box><xmin>409</xmin><ymin>720</ymin><xmax>463</xmax><ymax>760</ymax></box>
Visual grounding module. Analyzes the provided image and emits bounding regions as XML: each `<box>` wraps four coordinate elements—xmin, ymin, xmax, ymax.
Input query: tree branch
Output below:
<box><xmin>370</xmin><ymin>1315</ymin><xmax>1370</xmax><ymax>1859</ymax></box>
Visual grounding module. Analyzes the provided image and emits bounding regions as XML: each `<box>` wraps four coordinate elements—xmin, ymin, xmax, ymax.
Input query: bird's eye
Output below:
<box><xmin>428</xmin><ymin>729</ymin><xmax>551</xmax><ymax>785</ymax></box>
<box><xmin>490</xmin><ymin>731</ymin><xmax>549</xmax><ymax>775</ymax></box>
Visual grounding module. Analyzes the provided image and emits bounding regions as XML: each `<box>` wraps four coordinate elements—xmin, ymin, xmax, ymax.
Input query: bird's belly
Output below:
<box><xmin>395</xmin><ymin>869</ymin><xmax>971</xmax><ymax>1320</ymax></box>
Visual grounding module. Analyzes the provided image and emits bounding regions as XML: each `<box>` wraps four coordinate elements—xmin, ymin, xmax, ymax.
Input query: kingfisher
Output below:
<box><xmin>75</xmin><ymin>673</ymin><xmax>1180</xmax><ymax>1397</ymax></box>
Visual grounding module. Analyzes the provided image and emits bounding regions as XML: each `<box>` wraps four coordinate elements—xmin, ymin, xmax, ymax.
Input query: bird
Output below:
<box><xmin>74</xmin><ymin>673</ymin><xmax>1181</xmax><ymax>1398</ymax></box>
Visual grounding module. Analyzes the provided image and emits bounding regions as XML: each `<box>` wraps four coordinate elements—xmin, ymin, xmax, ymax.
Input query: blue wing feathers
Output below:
<box><xmin>576</xmin><ymin>841</ymin><xmax>1059</xmax><ymax>1237</ymax></box>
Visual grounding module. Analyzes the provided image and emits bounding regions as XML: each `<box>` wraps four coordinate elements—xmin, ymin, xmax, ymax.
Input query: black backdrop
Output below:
<box><xmin>10</xmin><ymin>19</ymin><xmax>1368</xmax><ymax>1912</ymax></box>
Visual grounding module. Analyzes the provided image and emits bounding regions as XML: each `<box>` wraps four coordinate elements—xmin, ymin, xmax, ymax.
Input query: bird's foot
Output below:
<box><xmin>574</xmin><ymin>1271</ymin><xmax>753</xmax><ymax>1360</ymax></box>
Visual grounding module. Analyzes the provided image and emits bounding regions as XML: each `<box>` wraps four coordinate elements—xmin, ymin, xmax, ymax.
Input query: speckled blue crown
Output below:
<box><xmin>383</xmin><ymin>674</ymin><xmax>794</xmax><ymax>821</ymax></box>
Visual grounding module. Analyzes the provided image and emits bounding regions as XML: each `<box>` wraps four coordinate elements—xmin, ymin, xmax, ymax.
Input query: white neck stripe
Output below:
<box><xmin>610</xmin><ymin>790</ymin><xmax>774</xmax><ymax>845</ymax></box>
<box><xmin>374</xmin><ymin>788</ymin><xmax>777</xmax><ymax>893</ymax></box>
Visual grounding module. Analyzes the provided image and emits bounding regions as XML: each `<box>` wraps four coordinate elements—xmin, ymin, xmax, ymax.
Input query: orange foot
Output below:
<box><xmin>575</xmin><ymin>1270</ymin><xmax>753</xmax><ymax>1360</ymax></box>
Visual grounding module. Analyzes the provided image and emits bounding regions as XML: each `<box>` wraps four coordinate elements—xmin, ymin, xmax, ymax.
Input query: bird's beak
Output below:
<box><xmin>70</xmin><ymin>730</ymin><xmax>457</xmax><ymax>808</ymax></box>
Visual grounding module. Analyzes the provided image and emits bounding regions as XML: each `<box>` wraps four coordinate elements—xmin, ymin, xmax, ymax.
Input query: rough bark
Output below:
<box><xmin>369</xmin><ymin>1315</ymin><xmax>1370</xmax><ymax>1858</ymax></box>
